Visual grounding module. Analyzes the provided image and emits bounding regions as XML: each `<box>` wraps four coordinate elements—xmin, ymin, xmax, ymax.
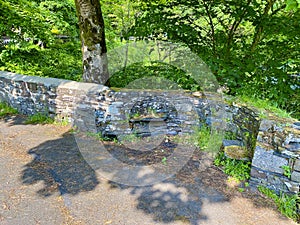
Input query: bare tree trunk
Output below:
<box><xmin>75</xmin><ymin>0</ymin><xmax>109</xmax><ymax>84</ymax></box>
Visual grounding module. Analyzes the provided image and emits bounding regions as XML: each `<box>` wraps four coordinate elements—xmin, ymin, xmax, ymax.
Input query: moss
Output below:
<box><xmin>223</xmin><ymin>145</ymin><xmax>250</xmax><ymax>160</ymax></box>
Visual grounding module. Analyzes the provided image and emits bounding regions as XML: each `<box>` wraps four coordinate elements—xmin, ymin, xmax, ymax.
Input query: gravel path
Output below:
<box><xmin>0</xmin><ymin>116</ymin><xmax>298</xmax><ymax>225</ymax></box>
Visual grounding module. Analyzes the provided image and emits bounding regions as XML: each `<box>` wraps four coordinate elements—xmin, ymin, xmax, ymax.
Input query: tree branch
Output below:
<box><xmin>250</xmin><ymin>0</ymin><xmax>276</xmax><ymax>53</ymax></box>
<box><xmin>225</xmin><ymin>0</ymin><xmax>253</xmax><ymax>58</ymax></box>
<box><xmin>202</xmin><ymin>0</ymin><xmax>216</xmax><ymax>55</ymax></box>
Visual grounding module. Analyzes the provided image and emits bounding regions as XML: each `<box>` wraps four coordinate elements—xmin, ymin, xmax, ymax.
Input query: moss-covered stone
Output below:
<box><xmin>222</xmin><ymin>140</ymin><xmax>250</xmax><ymax>160</ymax></box>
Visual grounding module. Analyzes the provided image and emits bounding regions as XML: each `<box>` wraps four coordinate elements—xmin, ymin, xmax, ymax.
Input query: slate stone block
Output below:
<box><xmin>294</xmin><ymin>160</ymin><xmax>300</xmax><ymax>172</ymax></box>
<box><xmin>252</xmin><ymin>146</ymin><xmax>288</xmax><ymax>174</ymax></box>
<box><xmin>291</xmin><ymin>171</ymin><xmax>300</xmax><ymax>183</ymax></box>
<box><xmin>250</xmin><ymin>167</ymin><xmax>267</xmax><ymax>179</ymax></box>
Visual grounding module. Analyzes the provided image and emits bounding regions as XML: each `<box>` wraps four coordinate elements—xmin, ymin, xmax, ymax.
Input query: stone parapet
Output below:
<box><xmin>0</xmin><ymin>71</ymin><xmax>299</xmax><ymax>194</ymax></box>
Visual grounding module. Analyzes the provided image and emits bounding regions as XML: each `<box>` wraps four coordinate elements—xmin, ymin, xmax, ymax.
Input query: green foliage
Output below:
<box><xmin>0</xmin><ymin>40</ymin><xmax>82</xmax><ymax>80</ymax></box>
<box><xmin>197</xmin><ymin>125</ymin><xmax>211</xmax><ymax>150</ymax></box>
<box><xmin>0</xmin><ymin>102</ymin><xmax>18</xmax><ymax>117</ymax></box>
<box><xmin>226</xmin><ymin>95</ymin><xmax>293</xmax><ymax>119</ymax></box>
<box><xmin>258</xmin><ymin>186</ymin><xmax>300</xmax><ymax>222</ymax></box>
<box><xmin>86</xmin><ymin>131</ymin><xmax>116</xmax><ymax>142</ymax></box>
<box><xmin>53</xmin><ymin>117</ymin><xmax>70</xmax><ymax>126</ymax></box>
<box><xmin>0</xmin><ymin>0</ymin><xmax>299</xmax><ymax>120</ymax></box>
<box><xmin>132</xmin><ymin>0</ymin><xmax>300</xmax><ymax>119</ymax></box>
<box><xmin>0</xmin><ymin>0</ymin><xmax>78</xmax><ymax>43</ymax></box>
<box><xmin>101</xmin><ymin>0</ymin><xmax>143</xmax><ymax>43</ymax></box>
<box><xmin>119</xmin><ymin>133</ymin><xmax>141</xmax><ymax>144</ymax></box>
<box><xmin>107</xmin><ymin>61</ymin><xmax>201</xmax><ymax>91</ymax></box>
<box><xmin>214</xmin><ymin>151</ymin><xmax>251</xmax><ymax>181</ymax></box>
<box><xmin>0</xmin><ymin>0</ymin><xmax>52</xmax><ymax>43</ymax></box>
<box><xmin>286</xmin><ymin>0</ymin><xmax>300</xmax><ymax>11</ymax></box>
<box><xmin>0</xmin><ymin>0</ymin><xmax>82</xmax><ymax>80</ymax></box>
<box><xmin>173</xmin><ymin>125</ymin><xmax>223</xmax><ymax>154</ymax></box>
<box><xmin>25</xmin><ymin>113</ymin><xmax>54</xmax><ymax>124</ymax></box>
<box><xmin>224</xmin><ymin>131</ymin><xmax>237</xmax><ymax>140</ymax></box>
<box><xmin>196</xmin><ymin>125</ymin><xmax>223</xmax><ymax>153</ymax></box>
<box><xmin>161</xmin><ymin>156</ymin><xmax>167</xmax><ymax>165</ymax></box>
<box><xmin>281</xmin><ymin>165</ymin><xmax>292</xmax><ymax>179</ymax></box>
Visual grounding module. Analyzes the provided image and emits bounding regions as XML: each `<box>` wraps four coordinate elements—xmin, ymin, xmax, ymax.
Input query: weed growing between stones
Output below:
<box><xmin>258</xmin><ymin>186</ymin><xmax>300</xmax><ymax>222</ymax></box>
<box><xmin>0</xmin><ymin>102</ymin><xmax>18</xmax><ymax>118</ymax></box>
<box><xmin>281</xmin><ymin>165</ymin><xmax>292</xmax><ymax>179</ymax></box>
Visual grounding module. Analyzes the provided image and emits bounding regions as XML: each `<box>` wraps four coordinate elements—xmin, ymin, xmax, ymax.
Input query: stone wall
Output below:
<box><xmin>250</xmin><ymin>119</ymin><xmax>300</xmax><ymax>194</ymax></box>
<box><xmin>0</xmin><ymin>71</ymin><xmax>109</xmax><ymax>132</ymax></box>
<box><xmin>0</xmin><ymin>71</ymin><xmax>299</xmax><ymax>194</ymax></box>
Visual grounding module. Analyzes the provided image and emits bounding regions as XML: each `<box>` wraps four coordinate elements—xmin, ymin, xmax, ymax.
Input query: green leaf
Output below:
<box><xmin>285</xmin><ymin>0</ymin><xmax>299</xmax><ymax>11</ymax></box>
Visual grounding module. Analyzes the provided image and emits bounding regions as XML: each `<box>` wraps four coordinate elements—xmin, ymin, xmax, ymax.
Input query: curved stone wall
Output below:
<box><xmin>0</xmin><ymin>71</ymin><xmax>299</xmax><ymax>194</ymax></box>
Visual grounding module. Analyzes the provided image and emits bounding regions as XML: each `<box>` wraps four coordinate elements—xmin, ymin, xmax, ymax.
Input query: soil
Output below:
<box><xmin>0</xmin><ymin>115</ymin><xmax>298</xmax><ymax>225</ymax></box>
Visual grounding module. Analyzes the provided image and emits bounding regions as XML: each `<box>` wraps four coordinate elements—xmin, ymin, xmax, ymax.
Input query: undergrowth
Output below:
<box><xmin>107</xmin><ymin>61</ymin><xmax>202</xmax><ymax>91</ymax></box>
<box><xmin>0</xmin><ymin>102</ymin><xmax>18</xmax><ymax>117</ymax></box>
<box><xmin>197</xmin><ymin>125</ymin><xmax>223</xmax><ymax>154</ymax></box>
<box><xmin>225</xmin><ymin>95</ymin><xmax>294</xmax><ymax>119</ymax></box>
<box><xmin>214</xmin><ymin>151</ymin><xmax>251</xmax><ymax>181</ymax></box>
<box><xmin>25</xmin><ymin>113</ymin><xmax>54</xmax><ymax>124</ymax></box>
<box><xmin>173</xmin><ymin>125</ymin><xmax>223</xmax><ymax>155</ymax></box>
<box><xmin>258</xmin><ymin>186</ymin><xmax>300</xmax><ymax>222</ymax></box>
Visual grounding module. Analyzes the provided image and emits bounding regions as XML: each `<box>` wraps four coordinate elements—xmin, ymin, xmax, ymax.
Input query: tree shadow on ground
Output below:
<box><xmin>21</xmin><ymin>132</ymin><xmax>99</xmax><ymax>197</ymax></box>
<box><xmin>1</xmin><ymin>115</ymin><xmax>27</xmax><ymax>126</ymax></box>
<box><xmin>105</xmin><ymin>149</ymin><xmax>228</xmax><ymax>224</ymax></box>
<box><xmin>20</xmin><ymin>131</ymin><xmax>289</xmax><ymax>224</ymax></box>
<box><xmin>102</xmin><ymin>140</ymin><xmax>288</xmax><ymax>224</ymax></box>
<box><xmin>110</xmin><ymin>178</ymin><xmax>226</xmax><ymax>224</ymax></box>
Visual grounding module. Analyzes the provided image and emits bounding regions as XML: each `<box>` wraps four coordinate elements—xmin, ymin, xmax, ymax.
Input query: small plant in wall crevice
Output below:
<box><xmin>281</xmin><ymin>165</ymin><xmax>292</xmax><ymax>179</ymax></box>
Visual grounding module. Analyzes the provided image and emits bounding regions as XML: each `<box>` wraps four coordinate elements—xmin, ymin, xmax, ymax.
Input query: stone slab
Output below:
<box><xmin>252</xmin><ymin>146</ymin><xmax>288</xmax><ymax>174</ymax></box>
<box><xmin>291</xmin><ymin>171</ymin><xmax>300</xmax><ymax>183</ymax></box>
<box><xmin>294</xmin><ymin>159</ymin><xmax>300</xmax><ymax>171</ymax></box>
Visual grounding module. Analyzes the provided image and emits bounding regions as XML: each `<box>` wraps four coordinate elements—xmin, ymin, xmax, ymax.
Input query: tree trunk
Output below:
<box><xmin>75</xmin><ymin>0</ymin><xmax>109</xmax><ymax>84</ymax></box>
<box><xmin>250</xmin><ymin>0</ymin><xmax>276</xmax><ymax>53</ymax></box>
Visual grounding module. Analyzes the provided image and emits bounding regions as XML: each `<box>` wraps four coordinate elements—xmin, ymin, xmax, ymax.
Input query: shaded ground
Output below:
<box><xmin>0</xmin><ymin>115</ymin><xmax>298</xmax><ymax>225</ymax></box>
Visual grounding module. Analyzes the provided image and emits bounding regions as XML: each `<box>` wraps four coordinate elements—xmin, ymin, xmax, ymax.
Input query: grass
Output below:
<box><xmin>0</xmin><ymin>102</ymin><xmax>68</xmax><ymax>126</ymax></box>
<box><xmin>258</xmin><ymin>186</ymin><xmax>300</xmax><ymax>222</ymax></box>
<box><xmin>172</xmin><ymin>124</ymin><xmax>224</xmax><ymax>155</ymax></box>
<box><xmin>25</xmin><ymin>113</ymin><xmax>54</xmax><ymax>124</ymax></box>
<box><xmin>119</xmin><ymin>133</ymin><xmax>141</xmax><ymax>144</ymax></box>
<box><xmin>197</xmin><ymin>125</ymin><xmax>211</xmax><ymax>149</ymax></box>
<box><xmin>197</xmin><ymin>125</ymin><xmax>224</xmax><ymax>154</ymax></box>
<box><xmin>53</xmin><ymin>117</ymin><xmax>70</xmax><ymax>126</ymax></box>
<box><xmin>225</xmin><ymin>95</ymin><xmax>293</xmax><ymax>119</ymax></box>
<box><xmin>0</xmin><ymin>102</ymin><xmax>18</xmax><ymax>118</ymax></box>
<box><xmin>86</xmin><ymin>132</ymin><xmax>117</xmax><ymax>142</ymax></box>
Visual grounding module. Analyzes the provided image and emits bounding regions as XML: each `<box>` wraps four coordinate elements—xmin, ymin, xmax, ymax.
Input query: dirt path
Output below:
<box><xmin>0</xmin><ymin>115</ymin><xmax>298</xmax><ymax>225</ymax></box>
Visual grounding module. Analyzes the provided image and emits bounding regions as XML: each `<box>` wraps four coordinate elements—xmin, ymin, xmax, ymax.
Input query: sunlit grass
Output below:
<box><xmin>0</xmin><ymin>102</ymin><xmax>18</xmax><ymax>117</ymax></box>
<box><xmin>225</xmin><ymin>95</ymin><xmax>293</xmax><ymax>119</ymax></box>
<box><xmin>25</xmin><ymin>113</ymin><xmax>54</xmax><ymax>124</ymax></box>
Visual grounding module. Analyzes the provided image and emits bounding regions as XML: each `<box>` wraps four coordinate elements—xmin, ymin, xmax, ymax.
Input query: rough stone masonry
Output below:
<box><xmin>0</xmin><ymin>71</ymin><xmax>299</xmax><ymax>194</ymax></box>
